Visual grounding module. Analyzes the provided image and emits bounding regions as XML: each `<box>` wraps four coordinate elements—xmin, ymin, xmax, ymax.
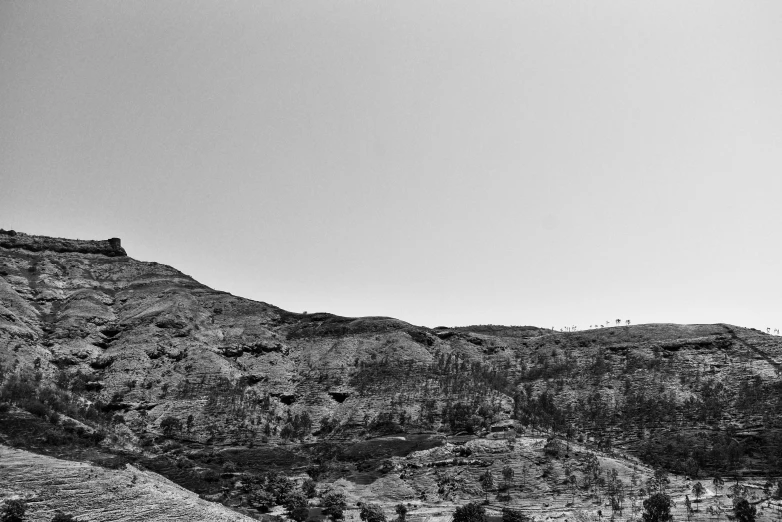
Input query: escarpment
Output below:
<box><xmin>0</xmin><ymin>229</ymin><xmax>127</xmax><ymax>257</ymax></box>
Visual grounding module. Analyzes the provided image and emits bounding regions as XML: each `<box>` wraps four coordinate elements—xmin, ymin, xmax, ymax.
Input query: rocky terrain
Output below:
<box><xmin>2</xmin><ymin>230</ymin><xmax>782</xmax><ymax>520</ymax></box>
<box><xmin>0</xmin><ymin>443</ymin><xmax>253</xmax><ymax>522</ymax></box>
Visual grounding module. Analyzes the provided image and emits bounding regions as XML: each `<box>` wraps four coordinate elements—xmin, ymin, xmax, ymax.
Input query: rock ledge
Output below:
<box><xmin>0</xmin><ymin>229</ymin><xmax>127</xmax><ymax>257</ymax></box>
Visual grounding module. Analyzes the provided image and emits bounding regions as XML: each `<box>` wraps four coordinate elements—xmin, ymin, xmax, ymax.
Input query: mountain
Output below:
<box><xmin>2</xmin><ymin>230</ymin><xmax>782</xmax><ymax>521</ymax></box>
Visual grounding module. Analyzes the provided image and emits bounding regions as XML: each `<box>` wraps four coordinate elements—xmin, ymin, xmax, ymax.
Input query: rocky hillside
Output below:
<box><xmin>2</xmin><ymin>231</ymin><xmax>782</xmax><ymax>520</ymax></box>
<box><xmin>0</xmin><ymin>443</ymin><xmax>254</xmax><ymax>522</ymax></box>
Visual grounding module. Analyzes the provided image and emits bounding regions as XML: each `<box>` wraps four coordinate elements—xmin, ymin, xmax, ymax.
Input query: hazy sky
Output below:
<box><xmin>2</xmin><ymin>1</ymin><xmax>781</xmax><ymax>330</ymax></box>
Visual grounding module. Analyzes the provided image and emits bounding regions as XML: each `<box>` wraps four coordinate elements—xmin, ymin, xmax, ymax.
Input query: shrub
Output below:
<box><xmin>395</xmin><ymin>504</ymin><xmax>407</xmax><ymax>522</ymax></box>
<box><xmin>160</xmin><ymin>416</ymin><xmax>182</xmax><ymax>435</ymax></box>
<box><xmin>452</xmin><ymin>502</ymin><xmax>485</xmax><ymax>522</ymax></box>
<box><xmin>202</xmin><ymin>469</ymin><xmax>220</xmax><ymax>482</ymax></box>
<box><xmin>501</xmin><ymin>508</ymin><xmax>528</xmax><ymax>522</ymax></box>
<box><xmin>52</xmin><ymin>513</ymin><xmax>79</xmax><ymax>522</ymax></box>
<box><xmin>290</xmin><ymin>506</ymin><xmax>309</xmax><ymax>522</ymax></box>
<box><xmin>1</xmin><ymin>499</ymin><xmax>26</xmax><ymax>522</ymax></box>
<box><xmin>359</xmin><ymin>503</ymin><xmax>386</xmax><ymax>522</ymax></box>
<box><xmin>24</xmin><ymin>399</ymin><xmax>49</xmax><ymax>418</ymax></box>
<box><xmin>734</xmin><ymin>499</ymin><xmax>757</xmax><ymax>522</ymax></box>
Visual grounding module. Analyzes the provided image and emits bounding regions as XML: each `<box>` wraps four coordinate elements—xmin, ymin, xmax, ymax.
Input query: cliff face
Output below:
<box><xmin>2</xmin><ymin>231</ymin><xmax>782</xmax><ymax>479</ymax></box>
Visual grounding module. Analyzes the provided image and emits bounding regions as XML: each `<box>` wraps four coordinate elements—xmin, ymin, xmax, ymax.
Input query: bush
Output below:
<box><xmin>23</xmin><ymin>399</ymin><xmax>49</xmax><ymax>418</ymax></box>
<box><xmin>160</xmin><ymin>416</ymin><xmax>182</xmax><ymax>435</ymax></box>
<box><xmin>359</xmin><ymin>503</ymin><xmax>387</xmax><ymax>522</ymax></box>
<box><xmin>734</xmin><ymin>498</ymin><xmax>757</xmax><ymax>522</ymax></box>
<box><xmin>202</xmin><ymin>469</ymin><xmax>220</xmax><ymax>482</ymax></box>
<box><xmin>52</xmin><ymin>513</ymin><xmax>79</xmax><ymax>522</ymax></box>
<box><xmin>1</xmin><ymin>499</ymin><xmax>26</xmax><ymax>522</ymax></box>
<box><xmin>290</xmin><ymin>506</ymin><xmax>309</xmax><ymax>522</ymax></box>
<box><xmin>452</xmin><ymin>503</ymin><xmax>485</xmax><ymax>522</ymax></box>
<box><xmin>501</xmin><ymin>508</ymin><xmax>528</xmax><ymax>522</ymax></box>
<box><xmin>395</xmin><ymin>504</ymin><xmax>408</xmax><ymax>522</ymax></box>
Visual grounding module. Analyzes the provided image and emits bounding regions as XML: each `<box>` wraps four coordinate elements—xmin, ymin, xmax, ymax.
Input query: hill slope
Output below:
<box><xmin>3</xmin><ymin>230</ymin><xmax>782</xmax><ymax>519</ymax></box>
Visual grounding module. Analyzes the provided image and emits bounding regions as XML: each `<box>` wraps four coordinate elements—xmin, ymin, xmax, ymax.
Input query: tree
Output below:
<box><xmin>684</xmin><ymin>457</ymin><xmax>699</xmax><ymax>478</ymax></box>
<box><xmin>642</xmin><ymin>492</ymin><xmax>673</xmax><ymax>522</ymax></box>
<box><xmin>650</xmin><ymin>468</ymin><xmax>669</xmax><ymax>494</ymax></box>
<box><xmin>568</xmin><ymin>474</ymin><xmax>578</xmax><ymax>503</ymax></box>
<box><xmin>734</xmin><ymin>498</ymin><xmax>756</xmax><ymax>522</ymax></box>
<box><xmin>286</xmin><ymin>492</ymin><xmax>309</xmax><ymax>522</ymax></box>
<box><xmin>502</xmin><ymin>466</ymin><xmax>514</xmax><ymax>490</ymax></box>
<box><xmin>302</xmin><ymin>478</ymin><xmax>317</xmax><ymax>498</ymax></box>
<box><xmin>248</xmin><ymin>489</ymin><xmax>275</xmax><ymax>512</ymax></box>
<box><xmin>0</xmin><ymin>499</ymin><xmax>26</xmax><ymax>522</ymax></box>
<box><xmin>692</xmin><ymin>482</ymin><xmax>705</xmax><ymax>506</ymax></box>
<box><xmin>395</xmin><ymin>504</ymin><xmax>407</xmax><ymax>522</ymax></box>
<box><xmin>713</xmin><ymin>474</ymin><xmax>725</xmax><ymax>493</ymax></box>
<box><xmin>266</xmin><ymin>472</ymin><xmax>295</xmax><ymax>504</ymax></box>
<box><xmin>452</xmin><ymin>502</ymin><xmax>485</xmax><ymax>522</ymax></box>
<box><xmin>360</xmin><ymin>503</ymin><xmax>387</xmax><ymax>522</ymax></box>
<box><xmin>684</xmin><ymin>495</ymin><xmax>694</xmax><ymax>522</ymax></box>
<box><xmin>323</xmin><ymin>492</ymin><xmax>347</xmax><ymax>520</ymax></box>
<box><xmin>479</xmin><ymin>471</ymin><xmax>494</xmax><ymax>502</ymax></box>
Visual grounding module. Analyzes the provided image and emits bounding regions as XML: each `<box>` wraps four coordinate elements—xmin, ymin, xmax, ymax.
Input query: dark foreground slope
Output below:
<box><xmin>2</xmin><ymin>231</ymin><xmax>782</xmax><ymax>518</ymax></box>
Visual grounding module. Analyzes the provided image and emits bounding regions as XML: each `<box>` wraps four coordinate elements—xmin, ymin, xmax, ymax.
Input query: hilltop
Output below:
<box><xmin>2</xmin><ymin>231</ymin><xmax>782</xmax><ymax>520</ymax></box>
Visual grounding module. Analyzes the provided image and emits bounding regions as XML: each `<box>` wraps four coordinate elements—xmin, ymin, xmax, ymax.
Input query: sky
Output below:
<box><xmin>2</xmin><ymin>1</ymin><xmax>781</xmax><ymax>331</ymax></box>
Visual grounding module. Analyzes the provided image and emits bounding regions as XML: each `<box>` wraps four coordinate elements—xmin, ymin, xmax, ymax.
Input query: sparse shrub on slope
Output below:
<box><xmin>0</xmin><ymin>499</ymin><xmax>26</xmax><ymax>522</ymax></box>
<box><xmin>501</xmin><ymin>508</ymin><xmax>529</xmax><ymax>522</ymax></box>
<box><xmin>394</xmin><ymin>504</ymin><xmax>407</xmax><ymax>522</ymax></box>
<box><xmin>452</xmin><ymin>502</ymin><xmax>485</xmax><ymax>522</ymax></box>
<box><xmin>160</xmin><ymin>416</ymin><xmax>182</xmax><ymax>435</ymax></box>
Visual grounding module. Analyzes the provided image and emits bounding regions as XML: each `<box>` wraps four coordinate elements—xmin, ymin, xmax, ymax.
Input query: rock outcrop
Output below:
<box><xmin>0</xmin><ymin>230</ymin><xmax>127</xmax><ymax>257</ymax></box>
